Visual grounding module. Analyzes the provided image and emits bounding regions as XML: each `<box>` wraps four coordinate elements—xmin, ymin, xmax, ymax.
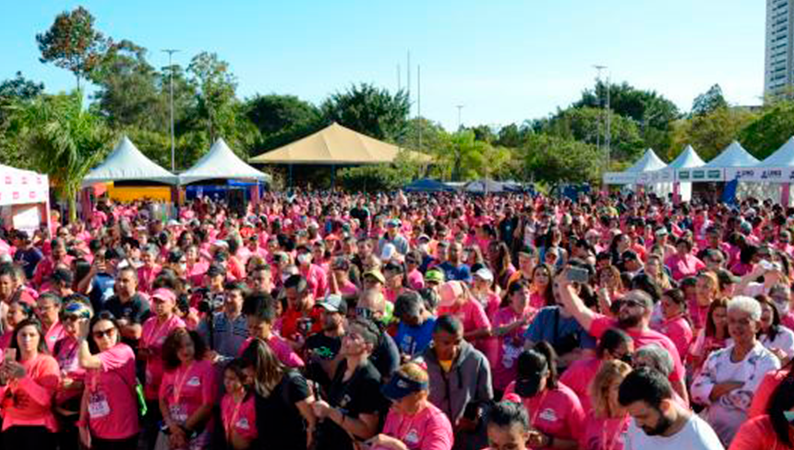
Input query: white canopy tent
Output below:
<box><xmin>677</xmin><ymin>141</ymin><xmax>758</xmax><ymax>183</ymax></box>
<box><xmin>0</xmin><ymin>164</ymin><xmax>50</xmax><ymax>238</ymax></box>
<box><xmin>735</xmin><ymin>137</ymin><xmax>794</xmax><ymax>205</ymax></box>
<box><xmin>179</xmin><ymin>138</ymin><xmax>271</xmax><ymax>185</ymax></box>
<box><xmin>603</xmin><ymin>149</ymin><xmax>668</xmax><ymax>195</ymax></box>
<box><xmin>83</xmin><ymin>136</ymin><xmax>179</xmax><ymax>185</ymax></box>
<box><xmin>638</xmin><ymin>145</ymin><xmax>705</xmax><ymax>202</ymax></box>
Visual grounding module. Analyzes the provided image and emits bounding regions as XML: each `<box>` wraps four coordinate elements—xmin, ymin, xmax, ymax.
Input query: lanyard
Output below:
<box><xmin>226</xmin><ymin>394</ymin><xmax>245</xmax><ymax>442</ymax></box>
<box><xmin>143</xmin><ymin>316</ymin><xmax>171</xmax><ymax>349</ymax></box>
<box><xmin>172</xmin><ymin>362</ymin><xmax>195</xmax><ymax>404</ymax></box>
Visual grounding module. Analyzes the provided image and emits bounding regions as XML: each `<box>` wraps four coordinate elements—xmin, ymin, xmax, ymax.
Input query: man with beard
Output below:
<box><xmin>558</xmin><ymin>274</ymin><xmax>689</xmax><ymax>405</ymax></box>
<box><xmin>619</xmin><ymin>367</ymin><xmax>723</xmax><ymax>450</ymax></box>
<box><xmin>304</xmin><ymin>293</ymin><xmax>347</xmax><ymax>390</ymax></box>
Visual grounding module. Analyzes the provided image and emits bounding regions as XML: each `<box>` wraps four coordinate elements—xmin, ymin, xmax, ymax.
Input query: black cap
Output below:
<box><xmin>51</xmin><ymin>268</ymin><xmax>74</xmax><ymax>285</ymax></box>
<box><xmin>514</xmin><ymin>350</ymin><xmax>548</xmax><ymax>398</ymax></box>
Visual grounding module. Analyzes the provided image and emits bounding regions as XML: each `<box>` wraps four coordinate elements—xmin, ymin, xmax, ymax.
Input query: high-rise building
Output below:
<box><xmin>766</xmin><ymin>0</ymin><xmax>794</xmax><ymax>96</ymax></box>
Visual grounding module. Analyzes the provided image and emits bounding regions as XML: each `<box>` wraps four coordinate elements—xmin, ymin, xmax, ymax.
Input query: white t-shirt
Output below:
<box><xmin>624</xmin><ymin>414</ymin><xmax>725</xmax><ymax>450</ymax></box>
<box><xmin>761</xmin><ymin>326</ymin><xmax>794</xmax><ymax>358</ymax></box>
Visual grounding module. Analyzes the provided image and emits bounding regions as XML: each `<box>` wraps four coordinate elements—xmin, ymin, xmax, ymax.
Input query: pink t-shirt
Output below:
<box><xmin>589</xmin><ymin>314</ymin><xmax>686</xmax><ymax>391</ymax></box>
<box><xmin>85</xmin><ymin>343</ymin><xmax>139</xmax><ymax>439</ymax></box>
<box><xmin>529</xmin><ymin>292</ymin><xmax>549</xmax><ymax>310</ymax></box>
<box><xmin>141</xmin><ymin>315</ymin><xmax>186</xmax><ymax>399</ymax></box>
<box><xmin>579</xmin><ymin>415</ymin><xmax>629</xmax><ymax>450</ymax></box>
<box><xmin>438</xmin><ymin>300</ymin><xmax>496</xmax><ymax>364</ymax></box>
<box><xmin>159</xmin><ymin>359</ymin><xmax>216</xmax><ymax>423</ymax></box>
<box><xmin>377</xmin><ymin>401</ymin><xmax>454</xmax><ymax>450</ymax></box>
<box><xmin>0</xmin><ymin>353</ymin><xmax>60</xmax><ymax>432</ymax></box>
<box><xmin>238</xmin><ymin>336</ymin><xmax>305</xmax><ymax>368</ymax></box>
<box><xmin>0</xmin><ymin>330</ymin><xmax>13</xmax><ymax>350</ymax></box>
<box><xmin>490</xmin><ymin>306</ymin><xmax>535</xmax><ymax>391</ymax></box>
<box><xmin>137</xmin><ymin>265</ymin><xmax>161</xmax><ymax>294</ymax></box>
<box><xmin>44</xmin><ymin>321</ymin><xmax>65</xmax><ymax>354</ymax></box>
<box><xmin>729</xmin><ymin>415</ymin><xmax>792</xmax><ymax>450</ymax></box>
<box><xmin>504</xmin><ymin>381</ymin><xmax>585</xmax><ymax>446</ymax></box>
<box><xmin>664</xmin><ymin>253</ymin><xmax>706</xmax><ymax>281</ymax></box>
<box><xmin>654</xmin><ymin>316</ymin><xmax>693</xmax><ymax>359</ymax></box>
<box><xmin>54</xmin><ymin>335</ymin><xmax>86</xmax><ymax>404</ymax></box>
<box><xmin>559</xmin><ymin>358</ymin><xmax>601</xmax><ymax>414</ymax></box>
<box><xmin>221</xmin><ymin>393</ymin><xmax>257</xmax><ymax>442</ymax></box>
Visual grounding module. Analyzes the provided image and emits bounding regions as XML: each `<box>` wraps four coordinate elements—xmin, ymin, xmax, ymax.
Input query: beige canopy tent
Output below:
<box><xmin>250</xmin><ymin>122</ymin><xmax>431</xmax><ymax>165</ymax></box>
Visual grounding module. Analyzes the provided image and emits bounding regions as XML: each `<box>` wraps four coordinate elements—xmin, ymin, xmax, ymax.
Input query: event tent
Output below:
<box><xmin>464</xmin><ymin>179</ymin><xmax>521</xmax><ymax>194</ymax></box>
<box><xmin>179</xmin><ymin>138</ymin><xmax>271</xmax><ymax>185</ymax></box>
<box><xmin>638</xmin><ymin>145</ymin><xmax>705</xmax><ymax>201</ymax></box>
<box><xmin>403</xmin><ymin>178</ymin><xmax>454</xmax><ymax>193</ymax></box>
<box><xmin>249</xmin><ymin>123</ymin><xmax>431</xmax><ymax>165</ymax></box>
<box><xmin>0</xmin><ymin>164</ymin><xmax>50</xmax><ymax>235</ymax></box>
<box><xmin>603</xmin><ymin>148</ymin><xmax>667</xmax><ymax>185</ymax></box>
<box><xmin>83</xmin><ymin>136</ymin><xmax>179</xmax><ymax>185</ymax></box>
<box><xmin>735</xmin><ymin>137</ymin><xmax>794</xmax><ymax>205</ymax></box>
<box><xmin>678</xmin><ymin>141</ymin><xmax>759</xmax><ymax>183</ymax></box>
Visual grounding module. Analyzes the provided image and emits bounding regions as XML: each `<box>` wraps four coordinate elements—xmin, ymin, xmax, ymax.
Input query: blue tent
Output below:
<box><xmin>404</xmin><ymin>178</ymin><xmax>454</xmax><ymax>192</ymax></box>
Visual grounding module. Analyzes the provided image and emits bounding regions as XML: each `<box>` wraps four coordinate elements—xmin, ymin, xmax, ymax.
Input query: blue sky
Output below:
<box><xmin>1</xmin><ymin>0</ymin><xmax>764</xmax><ymax>131</ymax></box>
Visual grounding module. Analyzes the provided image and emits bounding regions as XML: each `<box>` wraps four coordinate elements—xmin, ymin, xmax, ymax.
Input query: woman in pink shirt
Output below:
<box><xmin>366</xmin><ymin>362</ymin><xmax>453</xmax><ymax>450</ymax></box>
<box><xmin>139</xmin><ymin>288</ymin><xmax>185</xmax><ymax>444</ymax></box>
<box><xmin>437</xmin><ymin>281</ymin><xmax>495</xmax><ymax>364</ymax></box>
<box><xmin>579</xmin><ymin>360</ymin><xmax>632</xmax><ymax>450</ymax></box>
<box><xmin>221</xmin><ymin>360</ymin><xmax>257</xmax><ymax>450</ymax></box>
<box><xmin>470</xmin><ymin>268</ymin><xmax>501</xmax><ymax>321</ymax></box>
<box><xmin>0</xmin><ymin>318</ymin><xmax>61</xmax><ymax>450</ymax></box>
<box><xmin>664</xmin><ymin>237</ymin><xmax>706</xmax><ymax>282</ymax></box>
<box><xmin>0</xmin><ymin>300</ymin><xmax>32</xmax><ymax>350</ymax></box>
<box><xmin>655</xmin><ymin>288</ymin><xmax>694</xmax><ymax>358</ymax></box>
<box><xmin>490</xmin><ymin>280</ymin><xmax>535</xmax><ymax>393</ymax></box>
<box><xmin>159</xmin><ymin>328</ymin><xmax>216</xmax><ymax>450</ymax></box>
<box><xmin>529</xmin><ymin>264</ymin><xmax>555</xmax><ymax>310</ymax></box>
<box><xmin>688</xmin><ymin>297</ymin><xmax>730</xmax><ymax>374</ymax></box>
<box><xmin>76</xmin><ymin>311</ymin><xmax>139</xmax><ymax>450</ymax></box>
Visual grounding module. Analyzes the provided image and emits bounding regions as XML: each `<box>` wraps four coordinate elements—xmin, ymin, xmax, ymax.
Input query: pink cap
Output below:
<box><xmin>438</xmin><ymin>281</ymin><xmax>464</xmax><ymax>308</ymax></box>
<box><xmin>151</xmin><ymin>288</ymin><xmax>176</xmax><ymax>304</ymax></box>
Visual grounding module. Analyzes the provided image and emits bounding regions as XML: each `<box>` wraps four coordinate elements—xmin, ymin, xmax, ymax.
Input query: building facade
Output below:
<box><xmin>766</xmin><ymin>0</ymin><xmax>794</xmax><ymax>96</ymax></box>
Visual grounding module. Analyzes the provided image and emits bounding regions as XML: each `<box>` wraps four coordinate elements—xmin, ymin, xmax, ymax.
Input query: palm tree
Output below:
<box><xmin>11</xmin><ymin>90</ymin><xmax>112</xmax><ymax>223</ymax></box>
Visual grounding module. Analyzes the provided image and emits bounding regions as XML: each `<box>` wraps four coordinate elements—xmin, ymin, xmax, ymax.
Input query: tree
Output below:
<box><xmin>691</xmin><ymin>84</ymin><xmax>728</xmax><ymax>116</ymax></box>
<box><xmin>9</xmin><ymin>91</ymin><xmax>113</xmax><ymax>222</ymax></box>
<box><xmin>575</xmin><ymin>81</ymin><xmax>680</xmax><ymax>129</ymax></box>
<box><xmin>670</xmin><ymin>106</ymin><xmax>758</xmax><ymax>161</ymax></box>
<box><xmin>338</xmin><ymin>151</ymin><xmax>423</xmax><ymax>191</ymax></box>
<box><xmin>402</xmin><ymin>117</ymin><xmax>448</xmax><ymax>154</ymax></box>
<box><xmin>320</xmin><ymin>83</ymin><xmax>409</xmax><ymax>142</ymax></box>
<box><xmin>245</xmin><ymin>94</ymin><xmax>322</xmax><ymax>152</ymax></box>
<box><xmin>36</xmin><ymin>7</ymin><xmax>108</xmax><ymax>89</ymax></box>
<box><xmin>523</xmin><ymin>134</ymin><xmax>602</xmax><ymax>183</ymax></box>
<box><xmin>738</xmin><ymin>101</ymin><xmax>794</xmax><ymax>160</ymax></box>
<box><xmin>187</xmin><ymin>52</ymin><xmax>238</xmax><ymax>142</ymax></box>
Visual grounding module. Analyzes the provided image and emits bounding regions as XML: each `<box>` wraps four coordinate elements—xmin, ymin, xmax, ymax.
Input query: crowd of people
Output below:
<box><xmin>0</xmin><ymin>189</ymin><xmax>792</xmax><ymax>450</ymax></box>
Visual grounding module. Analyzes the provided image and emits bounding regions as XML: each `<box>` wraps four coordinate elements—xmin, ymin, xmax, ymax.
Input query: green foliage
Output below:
<box><xmin>187</xmin><ymin>52</ymin><xmax>239</xmax><ymax>142</ymax></box>
<box><xmin>9</xmin><ymin>90</ymin><xmax>113</xmax><ymax>221</ymax></box>
<box><xmin>245</xmin><ymin>94</ymin><xmax>322</xmax><ymax>153</ymax></box>
<box><xmin>523</xmin><ymin>134</ymin><xmax>602</xmax><ymax>184</ymax></box>
<box><xmin>402</xmin><ymin>117</ymin><xmax>447</xmax><ymax>154</ymax></box>
<box><xmin>576</xmin><ymin>81</ymin><xmax>680</xmax><ymax>129</ymax></box>
<box><xmin>691</xmin><ymin>84</ymin><xmax>728</xmax><ymax>117</ymax></box>
<box><xmin>670</xmin><ymin>106</ymin><xmax>759</xmax><ymax>161</ymax></box>
<box><xmin>338</xmin><ymin>151</ymin><xmax>423</xmax><ymax>192</ymax></box>
<box><xmin>321</xmin><ymin>83</ymin><xmax>409</xmax><ymax>142</ymax></box>
<box><xmin>36</xmin><ymin>7</ymin><xmax>108</xmax><ymax>89</ymax></box>
<box><xmin>738</xmin><ymin>101</ymin><xmax>794</xmax><ymax>159</ymax></box>
<box><xmin>0</xmin><ymin>72</ymin><xmax>44</xmax><ymax>102</ymax></box>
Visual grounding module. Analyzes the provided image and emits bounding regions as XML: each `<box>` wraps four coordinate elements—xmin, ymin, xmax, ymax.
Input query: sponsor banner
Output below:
<box><xmin>0</xmin><ymin>170</ymin><xmax>48</xmax><ymax>206</ymax></box>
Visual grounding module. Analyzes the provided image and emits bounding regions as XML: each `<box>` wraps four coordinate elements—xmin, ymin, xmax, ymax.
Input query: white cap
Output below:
<box><xmin>473</xmin><ymin>267</ymin><xmax>494</xmax><ymax>282</ymax></box>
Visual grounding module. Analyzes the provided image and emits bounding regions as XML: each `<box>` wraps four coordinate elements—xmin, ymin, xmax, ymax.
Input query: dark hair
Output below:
<box><xmin>348</xmin><ymin>317</ymin><xmax>380</xmax><ymax>348</ymax></box>
<box><xmin>630</xmin><ymin>274</ymin><xmax>662</xmax><ymax>303</ymax></box>
<box><xmin>705</xmin><ymin>297</ymin><xmax>729</xmax><ymax>338</ymax></box>
<box><xmin>10</xmin><ymin>318</ymin><xmax>48</xmax><ymax>357</ymax></box>
<box><xmin>434</xmin><ymin>314</ymin><xmax>464</xmax><ymax>336</ymax></box>
<box><xmin>418</xmin><ymin>288</ymin><xmax>439</xmax><ymax>311</ymax></box>
<box><xmin>162</xmin><ymin>328</ymin><xmax>207</xmax><ymax>370</ymax></box>
<box><xmin>618</xmin><ymin>366</ymin><xmax>673</xmax><ymax>409</ymax></box>
<box><xmin>767</xmin><ymin>370</ymin><xmax>794</xmax><ymax>447</ymax></box>
<box><xmin>531</xmin><ymin>341</ymin><xmax>559</xmax><ymax>389</ymax></box>
<box><xmin>394</xmin><ymin>291</ymin><xmax>423</xmax><ymax>319</ymax></box>
<box><xmin>283</xmin><ymin>275</ymin><xmax>308</xmax><ymax>294</ymax></box>
<box><xmin>88</xmin><ymin>311</ymin><xmax>121</xmax><ymax>354</ymax></box>
<box><xmin>485</xmin><ymin>400</ymin><xmax>530</xmax><ymax>432</ymax></box>
<box><xmin>596</xmin><ymin>328</ymin><xmax>633</xmax><ymax>359</ymax></box>
<box><xmin>756</xmin><ymin>295</ymin><xmax>782</xmax><ymax>341</ymax></box>
<box><xmin>241</xmin><ymin>292</ymin><xmax>277</xmax><ymax>324</ymax></box>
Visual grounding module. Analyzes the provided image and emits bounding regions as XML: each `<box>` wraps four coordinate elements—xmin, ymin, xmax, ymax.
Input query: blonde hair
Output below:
<box><xmin>398</xmin><ymin>362</ymin><xmax>429</xmax><ymax>384</ymax></box>
<box><xmin>589</xmin><ymin>360</ymin><xmax>632</xmax><ymax>418</ymax></box>
<box><xmin>243</xmin><ymin>339</ymin><xmax>286</xmax><ymax>398</ymax></box>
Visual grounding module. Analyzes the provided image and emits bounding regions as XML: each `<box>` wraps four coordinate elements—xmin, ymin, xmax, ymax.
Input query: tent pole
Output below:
<box><xmin>783</xmin><ymin>183</ymin><xmax>791</xmax><ymax>207</ymax></box>
<box><xmin>331</xmin><ymin>165</ymin><xmax>336</xmax><ymax>190</ymax></box>
<box><xmin>289</xmin><ymin>164</ymin><xmax>293</xmax><ymax>189</ymax></box>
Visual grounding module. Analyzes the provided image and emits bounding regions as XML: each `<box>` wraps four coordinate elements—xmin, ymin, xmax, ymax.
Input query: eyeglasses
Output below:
<box><xmin>93</xmin><ymin>328</ymin><xmax>116</xmax><ymax>339</ymax></box>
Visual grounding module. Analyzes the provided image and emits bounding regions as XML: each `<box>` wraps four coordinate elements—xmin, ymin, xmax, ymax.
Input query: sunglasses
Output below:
<box><xmin>93</xmin><ymin>328</ymin><xmax>116</xmax><ymax>339</ymax></box>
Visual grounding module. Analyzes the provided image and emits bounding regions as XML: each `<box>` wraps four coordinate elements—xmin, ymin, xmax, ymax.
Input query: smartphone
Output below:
<box><xmin>4</xmin><ymin>348</ymin><xmax>16</xmax><ymax>362</ymax></box>
<box><xmin>760</xmin><ymin>260</ymin><xmax>775</xmax><ymax>271</ymax></box>
<box><xmin>566</xmin><ymin>267</ymin><xmax>590</xmax><ymax>284</ymax></box>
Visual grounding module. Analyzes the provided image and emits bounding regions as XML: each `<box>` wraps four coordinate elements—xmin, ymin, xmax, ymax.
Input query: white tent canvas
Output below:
<box><xmin>679</xmin><ymin>141</ymin><xmax>759</xmax><ymax>182</ymax></box>
<box><xmin>179</xmin><ymin>138</ymin><xmax>271</xmax><ymax>185</ymax></box>
<box><xmin>738</xmin><ymin>136</ymin><xmax>794</xmax><ymax>183</ymax></box>
<box><xmin>604</xmin><ymin>148</ymin><xmax>666</xmax><ymax>184</ymax></box>
<box><xmin>83</xmin><ymin>136</ymin><xmax>178</xmax><ymax>185</ymax></box>
<box><xmin>638</xmin><ymin>145</ymin><xmax>706</xmax><ymax>201</ymax></box>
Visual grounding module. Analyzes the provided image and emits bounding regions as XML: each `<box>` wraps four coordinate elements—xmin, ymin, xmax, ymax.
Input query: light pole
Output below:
<box><xmin>593</xmin><ymin>65</ymin><xmax>610</xmax><ymax>173</ymax></box>
<box><xmin>456</xmin><ymin>105</ymin><xmax>464</xmax><ymax>130</ymax></box>
<box><xmin>162</xmin><ymin>49</ymin><xmax>180</xmax><ymax>172</ymax></box>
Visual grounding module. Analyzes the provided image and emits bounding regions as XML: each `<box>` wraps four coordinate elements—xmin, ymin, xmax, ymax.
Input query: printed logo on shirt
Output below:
<box><xmin>187</xmin><ymin>376</ymin><xmax>201</xmax><ymax>387</ymax></box>
<box><xmin>236</xmin><ymin>418</ymin><xmax>250</xmax><ymax>430</ymax></box>
<box><xmin>538</xmin><ymin>408</ymin><xmax>558</xmax><ymax>423</ymax></box>
<box><xmin>404</xmin><ymin>430</ymin><xmax>419</xmax><ymax>445</ymax></box>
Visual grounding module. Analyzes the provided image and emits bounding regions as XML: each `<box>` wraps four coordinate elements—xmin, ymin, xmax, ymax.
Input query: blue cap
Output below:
<box><xmin>381</xmin><ymin>372</ymin><xmax>428</xmax><ymax>401</ymax></box>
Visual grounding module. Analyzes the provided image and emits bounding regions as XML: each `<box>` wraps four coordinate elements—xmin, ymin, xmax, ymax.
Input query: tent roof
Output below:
<box><xmin>249</xmin><ymin>122</ymin><xmax>432</xmax><ymax>165</ymax></box>
<box><xmin>179</xmin><ymin>138</ymin><xmax>271</xmax><ymax>184</ymax></box>
<box><xmin>667</xmin><ymin>145</ymin><xmax>705</xmax><ymax>170</ymax></box>
<box><xmin>403</xmin><ymin>178</ymin><xmax>453</xmax><ymax>192</ymax></box>
<box><xmin>703</xmin><ymin>140</ymin><xmax>759</xmax><ymax>168</ymax></box>
<box><xmin>755</xmin><ymin>136</ymin><xmax>794</xmax><ymax>168</ymax></box>
<box><xmin>625</xmin><ymin>149</ymin><xmax>667</xmax><ymax>173</ymax></box>
<box><xmin>83</xmin><ymin>136</ymin><xmax>178</xmax><ymax>185</ymax></box>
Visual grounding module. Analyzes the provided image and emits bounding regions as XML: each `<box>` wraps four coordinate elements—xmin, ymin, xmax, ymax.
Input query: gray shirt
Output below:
<box><xmin>197</xmin><ymin>312</ymin><xmax>249</xmax><ymax>360</ymax></box>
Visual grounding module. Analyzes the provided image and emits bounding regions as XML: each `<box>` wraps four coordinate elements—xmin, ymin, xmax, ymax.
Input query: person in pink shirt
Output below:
<box><xmin>490</xmin><ymin>280</ymin><xmax>535</xmax><ymax>393</ymax></box>
<box><xmin>296</xmin><ymin>246</ymin><xmax>328</xmax><ymax>300</ymax></box>
<box><xmin>579</xmin><ymin>360</ymin><xmax>632</xmax><ymax>450</ymax></box>
<box><xmin>0</xmin><ymin>318</ymin><xmax>61</xmax><ymax>450</ymax></box>
<box><xmin>327</xmin><ymin>258</ymin><xmax>358</xmax><ymax>298</ymax></box>
<box><xmin>221</xmin><ymin>360</ymin><xmax>257</xmax><ymax>450</ymax></box>
<box><xmin>139</xmin><ymin>287</ymin><xmax>185</xmax><ymax>444</ymax></box>
<box><xmin>470</xmin><ymin>268</ymin><xmax>501</xmax><ymax>321</ymax></box>
<box><xmin>159</xmin><ymin>328</ymin><xmax>216</xmax><ymax>450</ymax></box>
<box><xmin>503</xmin><ymin>342</ymin><xmax>585</xmax><ymax>449</ymax></box>
<box><xmin>384</xmin><ymin>262</ymin><xmax>409</xmax><ymax>305</ymax></box>
<box><xmin>654</xmin><ymin>288</ymin><xmax>694</xmax><ymax>358</ymax></box>
<box><xmin>437</xmin><ymin>281</ymin><xmax>496</xmax><ymax>364</ymax></box>
<box><xmin>664</xmin><ymin>238</ymin><xmax>706</xmax><ymax>282</ymax></box>
<box><xmin>240</xmin><ymin>292</ymin><xmax>304</xmax><ymax>368</ymax></box>
<box><xmin>0</xmin><ymin>300</ymin><xmax>32</xmax><ymax>350</ymax></box>
<box><xmin>529</xmin><ymin>264</ymin><xmax>555</xmax><ymax>310</ymax></box>
<box><xmin>32</xmin><ymin>238</ymin><xmax>73</xmax><ymax>289</ymax></box>
<box><xmin>366</xmin><ymin>362</ymin><xmax>453</xmax><ymax>450</ymax></box>
<box><xmin>75</xmin><ymin>311</ymin><xmax>139</xmax><ymax>450</ymax></box>
<box><xmin>137</xmin><ymin>246</ymin><xmax>161</xmax><ymax>294</ymax></box>
<box><xmin>36</xmin><ymin>292</ymin><xmax>65</xmax><ymax>353</ymax></box>
<box><xmin>405</xmin><ymin>251</ymin><xmax>425</xmax><ymax>291</ymax></box>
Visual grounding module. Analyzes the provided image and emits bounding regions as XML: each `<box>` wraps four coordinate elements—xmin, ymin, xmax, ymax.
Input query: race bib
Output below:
<box><xmin>88</xmin><ymin>392</ymin><xmax>110</xmax><ymax>419</ymax></box>
<box><xmin>502</xmin><ymin>343</ymin><xmax>522</xmax><ymax>369</ymax></box>
<box><xmin>187</xmin><ymin>376</ymin><xmax>201</xmax><ymax>387</ymax></box>
<box><xmin>170</xmin><ymin>403</ymin><xmax>187</xmax><ymax>423</ymax></box>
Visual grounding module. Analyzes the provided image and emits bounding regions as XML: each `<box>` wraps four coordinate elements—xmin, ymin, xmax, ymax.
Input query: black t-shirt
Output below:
<box><xmin>101</xmin><ymin>293</ymin><xmax>151</xmax><ymax>350</ymax></box>
<box><xmin>371</xmin><ymin>331</ymin><xmax>399</xmax><ymax>381</ymax></box>
<box><xmin>254</xmin><ymin>370</ymin><xmax>312</xmax><ymax>450</ymax></box>
<box><xmin>316</xmin><ymin>360</ymin><xmax>386</xmax><ymax>450</ymax></box>
<box><xmin>304</xmin><ymin>332</ymin><xmax>342</xmax><ymax>390</ymax></box>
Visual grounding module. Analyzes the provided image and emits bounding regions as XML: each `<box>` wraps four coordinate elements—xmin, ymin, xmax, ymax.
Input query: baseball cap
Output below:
<box><xmin>151</xmin><ymin>288</ymin><xmax>176</xmax><ymax>304</ymax></box>
<box><xmin>318</xmin><ymin>294</ymin><xmax>347</xmax><ymax>314</ymax></box>
<box><xmin>387</xmin><ymin>218</ymin><xmax>402</xmax><ymax>228</ymax></box>
<box><xmin>363</xmin><ymin>270</ymin><xmax>386</xmax><ymax>284</ymax></box>
<box><xmin>438</xmin><ymin>281</ymin><xmax>464</xmax><ymax>308</ymax></box>
<box><xmin>473</xmin><ymin>268</ymin><xmax>494</xmax><ymax>282</ymax></box>
<box><xmin>716</xmin><ymin>269</ymin><xmax>740</xmax><ymax>285</ymax></box>
<box><xmin>515</xmin><ymin>350</ymin><xmax>550</xmax><ymax>398</ymax></box>
<box><xmin>381</xmin><ymin>371</ymin><xmax>428</xmax><ymax>401</ymax></box>
<box><xmin>620</xmin><ymin>290</ymin><xmax>654</xmax><ymax>310</ymax></box>
<box><xmin>381</xmin><ymin>243</ymin><xmax>397</xmax><ymax>261</ymax></box>
<box><xmin>425</xmin><ymin>269</ymin><xmax>445</xmax><ymax>284</ymax></box>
